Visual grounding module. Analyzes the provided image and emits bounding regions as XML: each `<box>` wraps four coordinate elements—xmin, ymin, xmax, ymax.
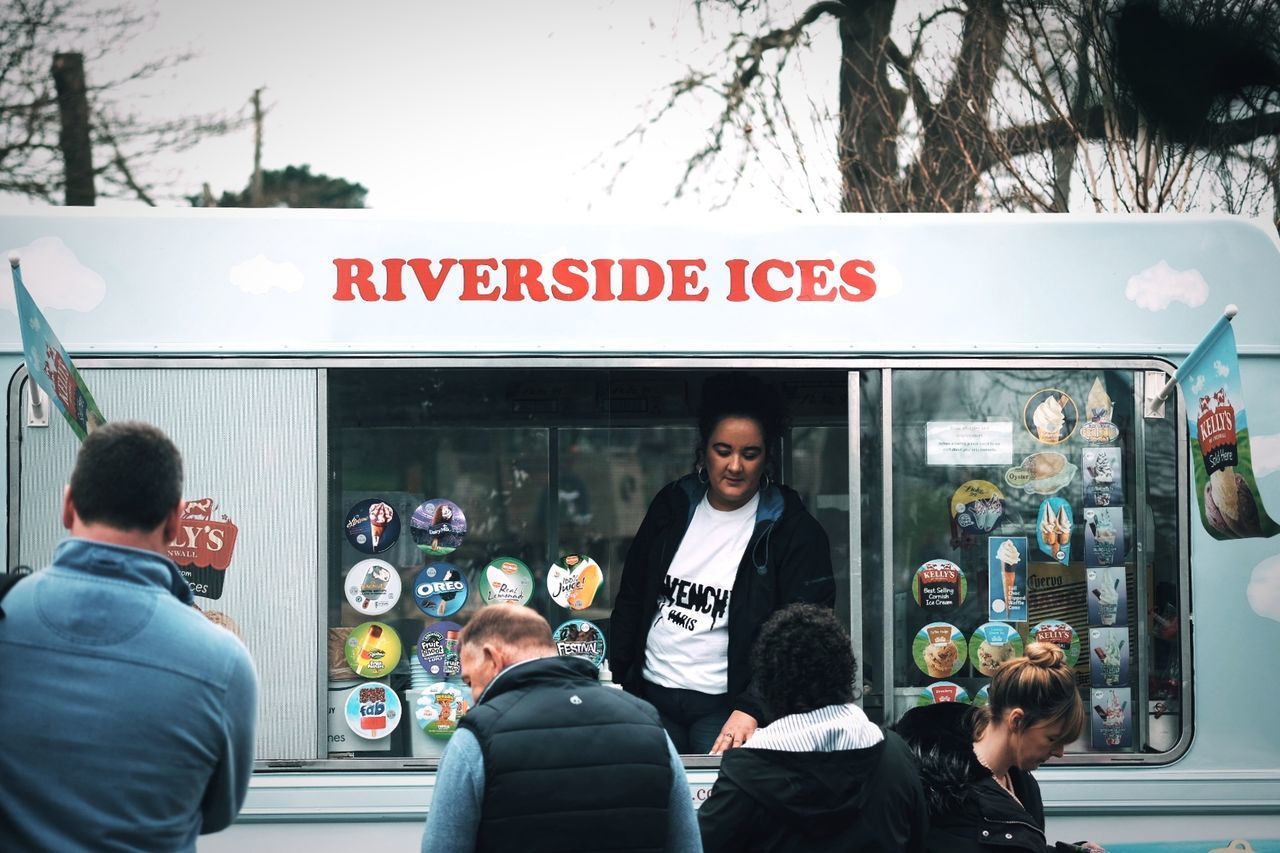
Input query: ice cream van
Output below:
<box><xmin>2</xmin><ymin>209</ymin><xmax>1279</xmax><ymax>851</ymax></box>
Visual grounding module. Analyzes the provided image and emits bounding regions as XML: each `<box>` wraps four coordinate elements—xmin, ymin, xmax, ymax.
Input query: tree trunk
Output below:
<box><xmin>837</xmin><ymin>0</ymin><xmax>904</xmax><ymax>212</ymax></box>
<box><xmin>52</xmin><ymin>52</ymin><xmax>95</xmax><ymax>206</ymax></box>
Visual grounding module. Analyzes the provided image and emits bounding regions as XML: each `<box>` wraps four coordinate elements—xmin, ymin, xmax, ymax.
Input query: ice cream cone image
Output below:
<box><xmin>367</xmin><ymin>501</ymin><xmax>394</xmax><ymax>550</ymax></box>
<box><xmin>996</xmin><ymin>539</ymin><xmax>1021</xmax><ymax>604</ymax></box>
<box><xmin>1039</xmin><ymin>503</ymin><xmax>1056</xmax><ymax>547</ymax></box>
<box><xmin>1054</xmin><ymin>506</ymin><xmax>1072</xmax><ymax>546</ymax></box>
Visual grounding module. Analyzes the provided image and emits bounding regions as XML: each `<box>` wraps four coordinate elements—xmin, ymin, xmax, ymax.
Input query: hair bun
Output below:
<box><xmin>1023</xmin><ymin>641</ymin><xmax>1066</xmax><ymax>667</ymax></box>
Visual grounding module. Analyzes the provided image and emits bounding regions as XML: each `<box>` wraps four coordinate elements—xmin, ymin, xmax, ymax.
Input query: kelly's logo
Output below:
<box><xmin>167</xmin><ymin>497</ymin><xmax>240</xmax><ymax>600</ymax></box>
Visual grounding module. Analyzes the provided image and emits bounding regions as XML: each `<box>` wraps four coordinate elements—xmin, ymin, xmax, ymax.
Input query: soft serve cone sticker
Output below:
<box><xmin>1024</xmin><ymin>388</ymin><xmax>1077</xmax><ymax>445</ymax></box>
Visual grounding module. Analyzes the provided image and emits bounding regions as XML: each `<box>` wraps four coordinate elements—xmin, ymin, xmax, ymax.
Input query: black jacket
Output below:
<box><xmin>697</xmin><ymin>730</ymin><xmax>928</xmax><ymax>853</ymax></box>
<box><xmin>459</xmin><ymin>655</ymin><xmax>673</xmax><ymax>853</ymax></box>
<box><xmin>894</xmin><ymin>702</ymin><xmax>1053</xmax><ymax>853</ymax></box>
<box><xmin>609</xmin><ymin>474</ymin><xmax>835</xmax><ymax>721</ymax></box>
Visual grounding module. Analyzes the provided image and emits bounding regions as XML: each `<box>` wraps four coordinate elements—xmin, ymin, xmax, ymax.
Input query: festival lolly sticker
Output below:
<box><xmin>344</xmin><ymin>498</ymin><xmax>401</xmax><ymax>554</ymax></box>
<box><xmin>412</xmin><ymin>563</ymin><xmax>469</xmax><ymax>617</ymax></box>
<box><xmin>1083</xmin><ymin>507</ymin><xmax>1125</xmax><ymax>568</ymax></box>
<box><xmin>1089</xmin><ymin>627</ymin><xmax>1129</xmax><ymax>687</ymax></box>
<box><xmin>1035</xmin><ymin>497</ymin><xmax>1073</xmax><ymax>564</ymax></box>
<box><xmin>1081</xmin><ymin>377</ymin><xmax>1121</xmax><ymax>445</ymax></box>
<box><xmin>913</xmin><ymin>622</ymin><xmax>967</xmax><ymax>679</ymax></box>
<box><xmin>1090</xmin><ymin>687</ymin><xmax>1133</xmax><ymax>749</ymax></box>
<box><xmin>950</xmin><ymin>480</ymin><xmax>1005</xmax><ymax>543</ymax></box>
<box><xmin>409</xmin><ymin>498</ymin><xmax>468</xmax><ymax>556</ymax></box>
<box><xmin>972</xmin><ymin>684</ymin><xmax>990</xmax><ymax>707</ymax></box>
<box><xmin>1029</xmin><ymin>619</ymin><xmax>1080</xmax><ymax>668</ymax></box>
<box><xmin>911</xmin><ymin>559</ymin><xmax>967</xmax><ymax>609</ymax></box>
<box><xmin>345</xmin><ymin>621</ymin><xmax>402</xmax><ymax>678</ymax></box>
<box><xmin>1087</xmin><ymin>567</ymin><xmax>1127</xmax><ymax>627</ymax></box>
<box><xmin>415</xmin><ymin>682</ymin><xmax>471</xmax><ymax>739</ymax></box>
<box><xmin>417</xmin><ymin>620</ymin><xmax>463</xmax><ymax>679</ymax></box>
<box><xmin>553</xmin><ymin>619</ymin><xmax>606</xmax><ymax>667</ymax></box>
<box><xmin>1005</xmin><ymin>451</ymin><xmax>1078</xmax><ymax>496</ymax></box>
<box><xmin>1083</xmin><ymin>448</ymin><xmax>1124</xmax><ymax>508</ymax></box>
<box><xmin>988</xmin><ymin>536</ymin><xmax>1027</xmax><ymax>623</ymax></box>
<box><xmin>479</xmin><ymin>557</ymin><xmax>535</xmax><ymax>606</ymax></box>
<box><xmin>343</xmin><ymin>558</ymin><xmax>402</xmax><ymax>615</ymax></box>
<box><xmin>547</xmin><ymin>554</ymin><xmax>604</xmax><ymax>610</ymax></box>
<box><xmin>345</xmin><ymin>681</ymin><xmax>401</xmax><ymax>740</ymax></box>
<box><xmin>969</xmin><ymin>622</ymin><xmax>1025</xmax><ymax>677</ymax></box>
<box><xmin>917</xmin><ymin>681</ymin><xmax>970</xmax><ymax>707</ymax></box>
<box><xmin>1023</xmin><ymin>388</ymin><xmax>1078</xmax><ymax>445</ymax></box>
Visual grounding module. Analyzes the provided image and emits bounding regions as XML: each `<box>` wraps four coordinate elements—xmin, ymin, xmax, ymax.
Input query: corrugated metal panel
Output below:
<box><xmin>18</xmin><ymin>368</ymin><xmax>321</xmax><ymax>760</ymax></box>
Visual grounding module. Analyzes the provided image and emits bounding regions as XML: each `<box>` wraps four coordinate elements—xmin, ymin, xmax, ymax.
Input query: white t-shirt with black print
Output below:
<box><xmin>642</xmin><ymin>492</ymin><xmax>758</xmax><ymax>695</ymax></box>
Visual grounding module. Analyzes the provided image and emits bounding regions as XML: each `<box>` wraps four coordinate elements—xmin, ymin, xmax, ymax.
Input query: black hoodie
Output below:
<box><xmin>697</xmin><ymin>728</ymin><xmax>926</xmax><ymax>852</ymax></box>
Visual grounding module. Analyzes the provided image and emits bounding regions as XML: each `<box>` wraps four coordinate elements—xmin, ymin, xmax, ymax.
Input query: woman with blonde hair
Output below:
<box><xmin>894</xmin><ymin>642</ymin><xmax>1105</xmax><ymax>852</ymax></box>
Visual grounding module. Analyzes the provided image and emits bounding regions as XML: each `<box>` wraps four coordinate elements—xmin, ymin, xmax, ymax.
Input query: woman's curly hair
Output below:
<box><xmin>751</xmin><ymin>603</ymin><xmax>855</xmax><ymax>721</ymax></box>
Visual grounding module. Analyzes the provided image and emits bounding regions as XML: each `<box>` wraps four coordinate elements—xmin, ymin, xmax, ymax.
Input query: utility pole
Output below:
<box><xmin>52</xmin><ymin>53</ymin><xmax>95</xmax><ymax>206</ymax></box>
<box><xmin>250</xmin><ymin>87</ymin><xmax>265</xmax><ymax>207</ymax></box>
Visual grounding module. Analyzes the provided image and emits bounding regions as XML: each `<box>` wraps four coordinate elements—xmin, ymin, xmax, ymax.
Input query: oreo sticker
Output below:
<box><xmin>913</xmin><ymin>622</ymin><xmax>967</xmax><ymax>679</ymax></box>
<box><xmin>917</xmin><ymin>681</ymin><xmax>970</xmax><ymax>706</ymax></box>
<box><xmin>547</xmin><ymin>554</ymin><xmax>604</xmax><ymax>610</ymax></box>
<box><xmin>344</xmin><ymin>498</ymin><xmax>400</xmax><ymax>554</ymax></box>
<box><xmin>553</xmin><ymin>619</ymin><xmax>606</xmax><ymax>667</ymax></box>
<box><xmin>415</xmin><ymin>682</ymin><xmax>471</xmax><ymax>739</ymax></box>
<box><xmin>409</xmin><ymin>499</ymin><xmax>467</xmax><ymax>556</ymax></box>
<box><xmin>344</xmin><ymin>682</ymin><xmax>401</xmax><ymax>740</ymax></box>
<box><xmin>1024</xmin><ymin>389</ymin><xmax>1078</xmax><ymax>445</ymax></box>
<box><xmin>969</xmin><ymin>622</ymin><xmax>1025</xmax><ymax>677</ymax></box>
<box><xmin>1029</xmin><ymin>619</ymin><xmax>1081</xmax><ymax>668</ymax></box>
<box><xmin>912</xmin><ymin>559</ymin><xmax>967</xmax><ymax>609</ymax></box>
<box><xmin>478</xmin><ymin>557</ymin><xmax>535</xmax><ymax>606</ymax></box>
<box><xmin>343</xmin><ymin>558</ymin><xmax>402</xmax><ymax>615</ymax></box>
<box><xmin>417</xmin><ymin>621</ymin><xmax>463</xmax><ymax>679</ymax></box>
<box><xmin>344</xmin><ymin>621</ymin><xmax>402</xmax><ymax>678</ymax></box>
<box><xmin>413</xmin><ymin>563</ymin><xmax>468</xmax><ymax>617</ymax></box>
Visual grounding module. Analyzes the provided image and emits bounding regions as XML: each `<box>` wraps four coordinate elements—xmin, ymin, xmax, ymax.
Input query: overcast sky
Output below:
<box><xmin>60</xmin><ymin>0</ymin><xmax>846</xmax><ymax>216</ymax></box>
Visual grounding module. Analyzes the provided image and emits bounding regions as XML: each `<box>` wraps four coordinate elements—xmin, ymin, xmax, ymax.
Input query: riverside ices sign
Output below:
<box><xmin>332</xmin><ymin>255</ymin><xmax>879</xmax><ymax>303</ymax></box>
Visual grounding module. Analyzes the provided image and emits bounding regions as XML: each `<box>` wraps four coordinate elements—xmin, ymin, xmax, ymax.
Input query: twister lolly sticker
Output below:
<box><xmin>345</xmin><ymin>621</ymin><xmax>402</xmax><ymax>678</ymax></box>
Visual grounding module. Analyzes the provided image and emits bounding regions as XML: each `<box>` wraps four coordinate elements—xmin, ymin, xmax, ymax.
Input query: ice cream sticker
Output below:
<box><xmin>1081</xmin><ymin>377</ymin><xmax>1120</xmax><ymax>445</ymax></box>
<box><xmin>344</xmin><ymin>498</ymin><xmax>400</xmax><ymax>554</ymax></box>
<box><xmin>343</xmin><ymin>558</ymin><xmax>402</xmax><ymax>615</ymax></box>
<box><xmin>1024</xmin><ymin>389</ymin><xmax>1077</xmax><ymax>445</ymax></box>
<box><xmin>989</xmin><ymin>536</ymin><xmax>1027</xmax><ymax>622</ymax></box>
<box><xmin>1088</xmin><ymin>567</ymin><xmax>1126</xmax><ymax>627</ymax></box>
<box><xmin>949</xmin><ymin>480</ymin><xmax>1005</xmax><ymax>548</ymax></box>
<box><xmin>1091</xmin><ymin>687</ymin><xmax>1132</xmax><ymax>749</ymax></box>
<box><xmin>166</xmin><ymin>497</ymin><xmax>240</xmax><ymax>601</ymax></box>
<box><xmin>1035</xmin><ymin>497</ymin><xmax>1073</xmax><ymax>564</ymax></box>
<box><xmin>413</xmin><ymin>563</ymin><xmax>469</xmax><ymax>617</ymax></box>
<box><xmin>912</xmin><ymin>560</ymin><xmax>967</xmax><ymax>609</ymax></box>
<box><xmin>344</xmin><ymin>682</ymin><xmax>401</xmax><ymax>740</ymax></box>
<box><xmin>1029</xmin><ymin>619</ymin><xmax>1081</xmax><ymax>668</ymax></box>
<box><xmin>913</xmin><ymin>622</ymin><xmax>967</xmax><ymax>678</ymax></box>
<box><xmin>553</xmin><ymin>619</ymin><xmax>606</xmax><ymax>667</ymax></box>
<box><xmin>345</xmin><ymin>621</ymin><xmax>402</xmax><ymax>678</ymax></box>
<box><xmin>972</xmin><ymin>684</ymin><xmax>990</xmax><ymax>707</ymax></box>
<box><xmin>409</xmin><ymin>498</ymin><xmax>468</xmax><ymax>556</ymax></box>
<box><xmin>1083</xmin><ymin>448</ymin><xmax>1124</xmax><ymax>508</ymax></box>
<box><xmin>917</xmin><ymin>682</ymin><xmax>970</xmax><ymax>706</ymax></box>
<box><xmin>414</xmin><ymin>682</ymin><xmax>470</xmax><ymax>738</ymax></box>
<box><xmin>970</xmin><ymin>622</ymin><xmax>1024</xmax><ymax>677</ymax></box>
<box><xmin>417</xmin><ymin>620</ymin><xmax>463</xmax><ymax>679</ymax></box>
<box><xmin>1089</xmin><ymin>627</ymin><xmax>1128</xmax><ymax>687</ymax></box>
<box><xmin>1004</xmin><ymin>451</ymin><xmax>1078</xmax><ymax>496</ymax></box>
<box><xmin>479</xmin><ymin>557</ymin><xmax>535</xmax><ymax>606</ymax></box>
<box><xmin>547</xmin><ymin>554</ymin><xmax>604</xmax><ymax>610</ymax></box>
<box><xmin>1083</xmin><ymin>507</ymin><xmax>1125</xmax><ymax>567</ymax></box>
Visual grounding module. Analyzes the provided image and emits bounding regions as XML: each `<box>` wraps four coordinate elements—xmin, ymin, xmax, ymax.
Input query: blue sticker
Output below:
<box><xmin>417</xmin><ymin>621</ymin><xmax>463</xmax><ymax>679</ymax></box>
<box><xmin>412</xmin><ymin>563</ymin><xmax>468</xmax><ymax>617</ymax></box>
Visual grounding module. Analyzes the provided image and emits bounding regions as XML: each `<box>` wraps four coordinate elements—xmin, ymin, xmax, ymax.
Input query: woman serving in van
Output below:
<box><xmin>608</xmin><ymin>373</ymin><xmax>835</xmax><ymax>754</ymax></box>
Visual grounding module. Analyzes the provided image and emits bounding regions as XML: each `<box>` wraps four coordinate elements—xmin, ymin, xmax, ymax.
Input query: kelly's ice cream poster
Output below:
<box><xmin>1176</xmin><ymin>313</ymin><xmax>1279</xmax><ymax>539</ymax></box>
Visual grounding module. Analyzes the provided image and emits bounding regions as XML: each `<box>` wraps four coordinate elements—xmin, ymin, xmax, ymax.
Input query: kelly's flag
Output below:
<box><xmin>1176</xmin><ymin>310</ymin><xmax>1278</xmax><ymax>539</ymax></box>
<box><xmin>9</xmin><ymin>255</ymin><xmax>105</xmax><ymax>440</ymax></box>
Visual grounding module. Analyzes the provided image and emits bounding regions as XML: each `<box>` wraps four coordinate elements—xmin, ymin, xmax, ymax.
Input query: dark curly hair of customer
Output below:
<box><xmin>751</xmin><ymin>603</ymin><xmax>855</xmax><ymax>721</ymax></box>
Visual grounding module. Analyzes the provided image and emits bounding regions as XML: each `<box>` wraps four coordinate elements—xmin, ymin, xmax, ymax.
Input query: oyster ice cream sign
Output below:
<box><xmin>1176</xmin><ymin>316</ymin><xmax>1278</xmax><ymax>540</ymax></box>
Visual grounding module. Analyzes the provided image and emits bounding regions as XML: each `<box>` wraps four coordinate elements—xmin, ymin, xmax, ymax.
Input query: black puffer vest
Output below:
<box><xmin>460</xmin><ymin>655</ymin><xmax>673</xmax><ymax>853</ymax></box>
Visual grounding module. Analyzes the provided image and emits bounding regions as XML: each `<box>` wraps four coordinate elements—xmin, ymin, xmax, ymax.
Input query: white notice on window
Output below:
<box><xmin>926</xmin><ymin>421</ymin><xmax>1013</xmax><ymax>466</ymax></box>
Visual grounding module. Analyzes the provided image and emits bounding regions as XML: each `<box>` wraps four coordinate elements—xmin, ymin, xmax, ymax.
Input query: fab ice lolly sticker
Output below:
<box><xmin>912</xmin><ymin>560</ymin><xmax>967</xmax><ymax>609</ymax></box>
<box><xmin>988</xmin><ymin>536</ymin><xmax>1027</xmax><ymax>622</ymax></box>
<box><xmin>1029</xmin><ymin>620</ymin><xmax>1081</xmax><ymax>668</ymax></box>
<box><xmin>553</xmin><ymin>619</ymin><xmax>606</xmax><ymax>667</ymax></box>
<box><xmin>913</xmin><ymin>622</ymin><xmax>967</xmax><ymax>678</ymax></box>
<box><xmin>917</xmin><ymin>682</ymin><xmax>970</xmax><ymax>706</ymax></box>
<box><xmin>344</xmin><ymin>498</ymin><xmax>400</xmax><ymax>554</ymax></box>
<box><xmin>415</xmin><ymin>682</ymin><xmax>471</xmax><ymax>739</ymax></box>
<box><xmin>969</xmin><ymin>622</ymin><xmax>1024</xmax><ymax>677</ymax></box>
<box><xmin>343</xmin><ymin>558</ymin><xmax>402</xmax><ymax>615</ymax></box>
<box><xmin>1024</xmin><ymin>389</ymin><xmax>1078</xmax><ymax>445</ymax></box>
<box><xmin>547</xmin><ymin>554</ymin><xmax>604</xmax><ymax>610</ymax></box>
<box><xmin>345</xmin><ymin>621</ymin><xmax>402</xmax><ymax>678</ymax></box>
<box><xmin>345</xmin><ymin>682</ymin><xmax>401</xmax><ymax>740</ymax></box>
<box><xmin>409</xmin><ymin>499</ymin><xmax>467</xmax><ymax>556</ymax></box>
<box><xmin>1035</xmin><ymin>497</ymin><xmax>1073</xmax><ymax>564</ymax></box>
<box><xmin>1087</xmin><ymin>567</ymin><xmax>1127</xmax><ymax>627</ymax></box>
<box><xmin>1083</xmin><ymin>448</ymin><xmax>1124</xmax><ymax>507</ymax></box>
<box><xmin>413</xmin><ymin>563</ymin><xmax>469</xmax><ymax>617</ymax></box>
<box><xmin>417</xmin><ymin>621</ymin><xmax>463</xmax><ymax>679</ymax></box>
<box><xmin>479</xmin><ymin>557</ymin><xmax>534</xmax><ymax>606</ymax></box>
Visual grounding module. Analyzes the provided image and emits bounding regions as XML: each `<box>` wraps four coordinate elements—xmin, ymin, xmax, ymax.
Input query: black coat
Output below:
<box><xmin>894</xmin><ymin>702</ymin><xmax>1053</xmax><ymax>853</ymax></box>
<box><xmin>697</xmin><ymin>730</ymin><xmax>928</xmax><ymax>853</ymax></box>
<box><xmin>609</xmin><ymin>474</ymin><xmax>835</xmax><ymax>721</ymax></box>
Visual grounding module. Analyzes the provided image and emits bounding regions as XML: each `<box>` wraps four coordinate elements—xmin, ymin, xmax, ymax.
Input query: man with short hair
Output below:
<box><xmin>0</xmin><ymin>421</ymin><xmax>258</xmax><ymax>851</ymax></box>
<box><xmin>421</xmin><ymin>605</ymin><xmax>700</xmax><ymax>853</ymax></box>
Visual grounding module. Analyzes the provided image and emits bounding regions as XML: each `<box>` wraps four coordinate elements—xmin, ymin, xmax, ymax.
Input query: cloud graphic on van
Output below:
<box><xmin>1</xmin><ymin>237</ymin><xmax>106</xmax><ymax>314</ymax></box>
<box><xmin>1247</xmin><ymin>554</ymin><xmax>1280</xmax><ymax>624</ymax></box>
<box><xmin>1252</xmin><ymin>433</ymin><xmax>1280</xmax><ymax>479</ymax></box>
<box><xmin>230</xmin><ymin>254</ymin><xmax>304</xmax><ymax>295</ymax></box>
<box><xmin>1125</xmin><ymin>261</ymin><xmax>1208</xmax><ymax>311</ymax></box>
